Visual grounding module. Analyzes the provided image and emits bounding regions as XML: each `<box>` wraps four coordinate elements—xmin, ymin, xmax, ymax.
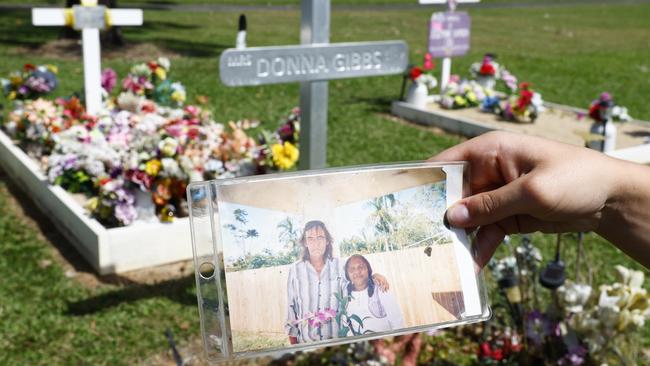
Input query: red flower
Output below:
<box><xmin>492</xmin><ymin>348</ymin><xmax>504</xmax><ymax>361</ymax></box>
<box><xmin>23</xmin><ymin>63</ymin><xmax>36</xmax><ymax>72</ymax></box>
<box><xmin>479</xmin><ymin>62</ymin><xmax>496</xmax><ymax>76</ymax></box>
<box><xmin>147</xmin><ymin>61</ymin><xmax>159</xmax><ymax>72</ymax></box>
<box><xmin>409</xmin><ymin>66</ymin><xmax>423</xmax><ymax>81</ymax></box>
<box><xmin>519</xmin><ymin>82</ymin><xmax>530</xmax><ymax>90</ymax></box>
<box><xmin>479</xmin><ymin>342</ymin><xmax>492</xmax><ymax>357</ymax></box>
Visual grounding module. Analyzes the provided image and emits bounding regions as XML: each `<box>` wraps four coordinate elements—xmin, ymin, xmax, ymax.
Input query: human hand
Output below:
<box><xmin>430</xmin><ymin>131</ymin><xmax>621</xmax><ymax>267</ymax></box>
<box><xmin>372</xmin><ymin>272</ymin><xmax>390</xmax><ymax>292</ymax></box>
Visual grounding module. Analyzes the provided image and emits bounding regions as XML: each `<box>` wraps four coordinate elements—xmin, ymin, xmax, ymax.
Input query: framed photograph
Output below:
<box><xmin>187</xmin><ymin>162</ymin><xmax>489</xmax><ymax>362</ymax></box>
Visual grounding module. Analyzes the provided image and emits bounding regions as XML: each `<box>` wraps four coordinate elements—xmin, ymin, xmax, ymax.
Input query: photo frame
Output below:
<box><xmin>187</xmin><ymin>161</ymin><xmax>490</xmax><ymax>363</ymax></box>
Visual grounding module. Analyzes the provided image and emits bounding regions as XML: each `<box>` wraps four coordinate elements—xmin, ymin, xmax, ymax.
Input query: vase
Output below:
<box><xmin>134</xmin><ymin>189</ymin><xmax>157</xmax><ymax>223</ymax></box>
<box><xmin>405</xmin><ymin>82</ymin><xmax>428</xmax><ymax>109</ymax></box>
<box><xmin>476</xmin><ymin>75</ymin><xmax>496</xmax><ymax>90</ymax></box>
<box><xmin>588</xmin><ymin>120</ymin><xmax>617</xmax><ymax>152</ymax></box>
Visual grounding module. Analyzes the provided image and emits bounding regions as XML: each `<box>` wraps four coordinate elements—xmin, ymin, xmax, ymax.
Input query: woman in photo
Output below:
<box><xmin>344</xmin><ymin>254</ymin><xmax>404</xmax><ymax>333</ymax></box>
<box><xmin>286</xmin><ymin>220</ymin><xmax>389</xmax><ymax>344</ymax></box>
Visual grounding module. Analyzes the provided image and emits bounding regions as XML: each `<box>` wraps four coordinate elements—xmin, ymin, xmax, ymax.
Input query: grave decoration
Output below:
<box><xmin>439</xmin><ymin>75</ymin><xmax>489</xmax><ymax>109</ymax></box>
<box><xmin>496</xmin><ymin>82</ymin><xmax>545</xmax><ymax>123</ymax></box>
<box><xmin>404</xmin><ymin>53</ymin><xmax>438</xmax><ymax>108</ymax></box>
<box><xmin>0</xmin><ymin>64</ymin><xmax>59</xmax><ymax>102</ymax></box>
<box><xmin>1</xmin><ymin>59</ymin><xmax>300</xmax><ymax>228</ymax></box>
<box><xmin>469</xmin><ymin>53</ymin><xmax>518</xmax><ymax>94</ymax></box>
<box><xmin>245</xmin><ymin>234</ymin><xmax>649</xmax><ymax>365</ymax></box>
<box><xmin>584</xmin><ymin>92</ymin><xmax>620</xmax><ymax>152</ymax></box>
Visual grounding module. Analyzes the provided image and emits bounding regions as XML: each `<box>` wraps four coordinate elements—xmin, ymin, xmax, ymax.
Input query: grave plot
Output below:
<box><xmin>391</xmin><ymin>100</ymin><xmax>650</xmax><ymax>164</ymax></box>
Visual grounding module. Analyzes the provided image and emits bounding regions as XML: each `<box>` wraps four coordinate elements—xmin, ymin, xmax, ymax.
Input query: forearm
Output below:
<box><xmin>598</xmin><ymin>158</ymin><xmax>650</xmax><ymax>268</ymax></box>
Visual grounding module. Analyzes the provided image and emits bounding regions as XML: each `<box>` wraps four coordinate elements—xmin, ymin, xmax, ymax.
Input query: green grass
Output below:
<box><xmin>0</xmin><ymin>2</ymin><xmax>649</xmax><ymax>365</ymax></box>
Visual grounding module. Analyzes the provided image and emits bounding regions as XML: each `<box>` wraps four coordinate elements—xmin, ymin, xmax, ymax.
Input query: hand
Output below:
<box><xmin>372</xmin><ymin>272</ymin><xmax>390</xmax><ymax>292</ymax></box>
<box><xmin>430</xmin><ymin>131</ymin><xmax>626</xmax><ymax>267</ymax></box>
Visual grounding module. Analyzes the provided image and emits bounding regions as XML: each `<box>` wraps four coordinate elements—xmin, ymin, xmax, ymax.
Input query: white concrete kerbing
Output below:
<box><xmin>392</xmin><ymin>100</ymin><xmax>650</xmax><ymax>164</ymax></box>
<box><xmin>0</xmin><ymin>129</ymin><xmax>198</xmax><ymax>274</ymax></box>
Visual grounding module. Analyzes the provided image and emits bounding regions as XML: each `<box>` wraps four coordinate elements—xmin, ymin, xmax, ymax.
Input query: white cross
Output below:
<box><xmin>32</xmin><ymin>0</ymin><xmax>143</xmax><ymax>115</ymax></box>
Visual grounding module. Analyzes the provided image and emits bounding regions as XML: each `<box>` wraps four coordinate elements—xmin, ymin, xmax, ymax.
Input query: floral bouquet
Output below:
<box><xmin>587</xmin><ymin>92</ymin><xmax>632</xmax><ymax>123</ymax></box>
<box><xmin>408</xmin><ymin>53</ymin><xmax>438</xmax><ymax>90</ymax></box>
<box><xmin>256</xmin><ymin>107</ymin><xmax>301</xmax><ymax>173</ymax></box>
<box><xmin>498</xmin><ymin>82</ymin><xmax>544</xmax><ymax>123</ymax></box>
<box><xmin>440</xmin><ymin>76</ymin><xmax>491</xmax><ymax>109</ymax></box>
<box><xmin>1</xmin><ymin>64</ymin><xmax>58</xmax><ymax>102</ymax></box>
<box><xmin>2</xmin><ymin>59</ymin><xmax>300</xmax><ymax>228</ymax></box>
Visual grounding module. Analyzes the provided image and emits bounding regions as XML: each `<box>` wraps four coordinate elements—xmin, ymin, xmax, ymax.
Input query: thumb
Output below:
<box><xmin>446</xmin><ymin>180</ymin><xmax>527</xmax><ymax>228</ymax></box>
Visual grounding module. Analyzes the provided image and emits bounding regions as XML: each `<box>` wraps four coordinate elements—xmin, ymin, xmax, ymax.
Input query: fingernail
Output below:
<box><xmin>447</xmin><ymin>204</ymin><xmax>470</xmax><ymax>226</ymax></box>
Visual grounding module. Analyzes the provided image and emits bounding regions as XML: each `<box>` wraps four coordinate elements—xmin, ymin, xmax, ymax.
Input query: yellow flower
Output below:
<box><xmin>271</xmin><ymin>142</ymin><xmax>299</xmax><ymax>170</ymax></box>
<box><xmin>9</xmin><ymin>74</ymin><xmax>22</xmax><ymax>86</ymax></box>
<box><xmin>46</xmin><ymin>64</ymin><xmax>58</xmax><ymax>74</ymax></box>
<box><xmin>154</xmin><ymin>67</ymin><xmax>167</xmax><ymax>80</ymax></box>
<box><xmin>85</xmin><ymin>197</ymin><xmax>99</xmax><ymax>212</ymax></box>
<box><xmin>145</xmin><ymin>159</ymin><xmax>162</xmax><ymax>176</ymax></box>
<box><xmin>171</xmin><ymin>90</ymin><xmax>185</xmax><ymax>103</ymax></box>
<box><xmin>8</xmin><ymin>91</ymin><xmax>16</xmax><ymax>100</ymax></box>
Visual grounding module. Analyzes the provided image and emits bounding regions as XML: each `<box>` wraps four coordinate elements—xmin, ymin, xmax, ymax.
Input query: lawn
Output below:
<box><xmin>0</xmin><ymin>2</ymin><xmax>649</xmax><ymax>365</ymax></box>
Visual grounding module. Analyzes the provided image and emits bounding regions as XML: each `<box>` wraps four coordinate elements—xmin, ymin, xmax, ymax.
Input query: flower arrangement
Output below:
<box><xmin>408</xmin><ymin>53</ymin><xmax>438</xmax><ymax>90</ymax></box>
<box><xmin>1</xmin><ymin>60</ymin><xmax>301</xmax><ymax>227</ymax></box>
<box><xmin>586</xmin><ymin>92</ymin><xmax>632</xmax><ymax>123</ymax></box>
<box><xmin>256</xmin><ymin>107</ymin><xmax>301</xmax><ymax>172</ymax></box>
<box><xmin>470</xmin><ymin>53</ymin><xmax>518</xmax><ymax>94</ymax></box>
<box><xmin>440</xmin><ymin>76</ymin><xmax>492</xmax><ymax>109</ymax></box>
<box><xmin>498</xmin><ymin>82</ymin><xmax>545</xmax><ymax>123</ymax></box>
<box><xmin>1</xmin><ymin>64</ymin><xmax>58</xmax><ymax>102</ymax></box>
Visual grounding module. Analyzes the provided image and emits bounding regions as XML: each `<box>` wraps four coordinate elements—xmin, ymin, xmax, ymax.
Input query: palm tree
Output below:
<box><xmin>224</xmin><ymin>209</ymin><xmax>258</xmax><ymax>261</ymax></box>
<box><xmin>277</xmin><ymin>217</ymin><xmax>300</xmax><ymax>258</ymax></box>
<box><xmin>367</xmin><ymin>194</ymin><xmax>397</xmax><ymax>252</ymax></box>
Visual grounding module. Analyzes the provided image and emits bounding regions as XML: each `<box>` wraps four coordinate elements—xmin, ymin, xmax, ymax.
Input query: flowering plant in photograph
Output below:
<box><xmin>0</xmin><ymin>64</ymin><xmax>58</xmax><ymax>102</ymax></box>
<box><xmin>1</xmin><ymin>59</ymin><xmax>301</xmax><ymax>227</ymax></box>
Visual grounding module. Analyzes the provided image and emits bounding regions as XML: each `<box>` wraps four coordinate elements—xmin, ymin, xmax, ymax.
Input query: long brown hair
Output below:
<box><xmin>299</xmin><ymin>220</ymin><xmax>333</xmax><ymax>262</ymax></box>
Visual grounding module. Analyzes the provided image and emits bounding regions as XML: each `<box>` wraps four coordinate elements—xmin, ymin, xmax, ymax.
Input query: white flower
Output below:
<box><xmin>117</xmin><ymin>92</ymin><xmax>143</xmax><ymax>113</ymax></box>
<box><xmin>157</xmin><ymin>57</ymin><xmax>171</xmax><ymax>71</ymax></box>
<box><xmin>130</xmin><ymin>63</ymin><xmax>151</xmax><ymax>77</ymax></box>
<box><xmin>416</xmin><ymin>74</ymin><xmax>437</xmax><ymax>89</ymax></box>
<box><xmin>558</xmin><ymin>281</ymin><xmax>592</xmax><ymax>313</ymax></box>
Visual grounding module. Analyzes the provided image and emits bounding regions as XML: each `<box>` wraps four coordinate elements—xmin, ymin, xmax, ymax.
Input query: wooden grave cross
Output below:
<box><xmin>32</xmin><ymin>0</ymin><xmax>143</xmax><ymax>115</ymax></box>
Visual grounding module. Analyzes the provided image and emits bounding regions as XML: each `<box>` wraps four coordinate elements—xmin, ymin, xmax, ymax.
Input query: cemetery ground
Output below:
<box><xmin>0</xmin><ymin>2</ymin><xmax>649</xmax><ymax>365</ymax></box>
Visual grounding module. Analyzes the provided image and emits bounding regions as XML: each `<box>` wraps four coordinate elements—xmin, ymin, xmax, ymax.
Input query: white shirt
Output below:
<box><xmin>346</xmin><ymin>288</ymin><xmax>404</xmax><ymax>333</ymax></box>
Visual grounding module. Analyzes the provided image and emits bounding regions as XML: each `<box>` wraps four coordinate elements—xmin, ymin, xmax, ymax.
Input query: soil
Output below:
<box><xmin>12</xmin><ymin>39</ymin><xmax>181</xmax><ymax>61</ymax></box>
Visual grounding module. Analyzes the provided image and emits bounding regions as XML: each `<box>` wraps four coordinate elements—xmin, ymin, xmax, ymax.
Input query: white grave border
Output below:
<box><xmin>0</xmin><ymin>129</ymin><xmax>202</xmax><ymax>274</ymax></box>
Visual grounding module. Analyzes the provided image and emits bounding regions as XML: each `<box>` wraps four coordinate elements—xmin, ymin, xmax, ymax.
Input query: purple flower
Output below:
<box><xmin>102</xmin><ymin>69</ymin><xmax>117</xmax><ymax>93</ymax></box>
<box><xmin>115</xmin><ymin>202</ymin><xmax>137</xmax><ymax>225</ymax></box>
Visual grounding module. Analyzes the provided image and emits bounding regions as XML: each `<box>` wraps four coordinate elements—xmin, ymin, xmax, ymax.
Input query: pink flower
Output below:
<box><xmin>101</xmin><ymin>68</ymin><xmax>117</xmax><ymax>93</ymax></box>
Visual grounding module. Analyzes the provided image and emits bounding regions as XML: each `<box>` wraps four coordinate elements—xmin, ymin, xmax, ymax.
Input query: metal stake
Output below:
<box><xmin>299</xmin><ymin>0</ymin><xmax>330</xmax><ymax>170</ymax></box>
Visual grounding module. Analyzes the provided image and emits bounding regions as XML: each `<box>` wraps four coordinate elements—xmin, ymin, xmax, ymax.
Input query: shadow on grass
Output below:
<box><xmin>65</xmin><ymin>275</ymin><xmax>197</xmax><ymax>315</ymax></box>
<box><xmin>346</xmin><ymin>96</ymin><xmax>396</xmax><ymax>114</ymax></box>
<box><xmin>0</xmin><ymin>10</ymin><xmax>228</xmax><ymax>58</ymax></box>
<box><xmin>0</xmin><ymin>167</ymin><xmax>198</xmax><ymax>314</ymax></box>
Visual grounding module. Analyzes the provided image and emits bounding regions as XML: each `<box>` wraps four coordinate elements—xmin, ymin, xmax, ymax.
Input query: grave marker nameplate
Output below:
<box><xmin>220</xmin><ymin>0</ymin><xmax>408</xmax><ymax>170</ymax></box>
<box><xmin>220</xmin><ymin>42</ymin><xmax>408</xmax><ymax>86</ymax></box>
<box><xmin>420</xmin><ymin>0</ymin><xmax>477</xmax><ymax>92</ymax></box>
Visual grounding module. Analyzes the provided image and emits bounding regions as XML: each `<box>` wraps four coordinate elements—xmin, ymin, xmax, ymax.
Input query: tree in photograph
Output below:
<box><xmin>367</xmin><ymin>194</ymin><xmax>397</xmax><ymax>252</ymax></box>
<box><xmin>277</xmin><ymin>216</ymin><xmax>301</xmax><ymax>259</ymax></box>
<box><xmin>224</xmin><ymin>208</ymin><xmax>259</xmax><ymax>261</ymax></box>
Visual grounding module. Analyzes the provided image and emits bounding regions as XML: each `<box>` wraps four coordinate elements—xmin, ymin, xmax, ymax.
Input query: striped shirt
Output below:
<box><xmin>286</xmin><ymin>257</ymin><xmax>343</xmax><ymax>343</ymax></box>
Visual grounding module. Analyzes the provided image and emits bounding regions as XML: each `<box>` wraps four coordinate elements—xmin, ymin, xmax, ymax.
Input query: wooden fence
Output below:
<box><xmin>225</xmin><ymin>245</ymin><xmax>464</xmax><ymax>336</ymax></box>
